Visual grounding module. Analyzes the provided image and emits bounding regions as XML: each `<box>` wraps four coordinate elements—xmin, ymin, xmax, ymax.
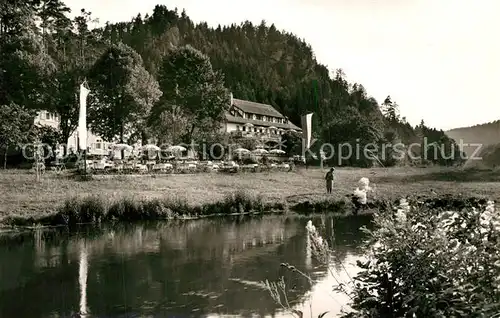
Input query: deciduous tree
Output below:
<box><xmin>151</xmin><ymin>45</ymin><xmax>229</xmax><ymax>143</ymax></box>
<box><xmin>0</xmin><ymin>103</ymin><xmax>36</xmax><ymax>168</ymax></box>
<box><xmin>88</xmin><ymin>42</ymin><xmax>162</xmax><ymax>143</ymax></box>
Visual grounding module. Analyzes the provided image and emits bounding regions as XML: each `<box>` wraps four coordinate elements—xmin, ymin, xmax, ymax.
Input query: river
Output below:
<box><xmin>0</xmin><ymin>214</ymin><xmax>372</xmax><ymax>318</ymax></box>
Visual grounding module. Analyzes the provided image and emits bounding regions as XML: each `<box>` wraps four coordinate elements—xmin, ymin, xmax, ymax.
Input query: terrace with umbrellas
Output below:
<box><xmin>77</xmin><ymin>141</ymin><xmax>293</xmax><ymax>175</ymax></box>
<box><xmin>74</xmin><ymin>96</ymin><xmax>301</xmax><ymax>174</ymax></box>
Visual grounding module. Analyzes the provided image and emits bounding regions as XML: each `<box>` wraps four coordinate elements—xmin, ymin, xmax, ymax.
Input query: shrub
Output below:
<box><xmin>342</xmin><ymin>199</ymin><xmax>500</xmax><ymax>317</ymax></box>
<box><xmin>56</xmin><ymin>196</ymin><xmax>106</xmax><ymax>225</ymax></box>
<box><xmin>263</xmin><ymin>198</ymin><xmax>500</xmax><ymax>317</ymax></box>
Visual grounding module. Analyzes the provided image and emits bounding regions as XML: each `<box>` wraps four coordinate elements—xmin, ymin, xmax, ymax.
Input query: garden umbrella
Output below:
<box><xmin>142</xmin><ymin>144</ymin><xmax>161</xmax><ymax>151</ymax></box>
<box><xmin>252</xmin><ymin>148</ymin><xmax>268</xmax><ymax>154</ymax></box>
<box><xmin>167</xmin><ymin>145</ymin><xmax>186</xmax><ymax>152</ymax></box>
<box><xmin>269</xmin><ymin>149</ymin><xmax>286</xmax><ymax>154</ymax></box>
<box><xmin>111</xmin><ymin>143</ymin><xmax>133</xmax><ymax>151</ymax></box>
<box><xmin>233</xmin><ymin>148</ymin><xmax>250</xmax><ymax>154</ymax></box>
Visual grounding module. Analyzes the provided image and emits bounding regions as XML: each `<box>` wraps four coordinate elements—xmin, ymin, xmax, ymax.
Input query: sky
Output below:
<box><xmin>64</xmin><ymin>0</ymin><xmax>500</xmax><ymax>131</ymax></box>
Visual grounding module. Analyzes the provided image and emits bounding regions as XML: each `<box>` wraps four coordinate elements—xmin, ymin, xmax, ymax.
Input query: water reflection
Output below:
<box><xmin>0</xmin><ymin>215</ymin><xmax>372</xmax><ymax>317</ymax></box>
<box><xmin>79</xmin><ymin>241</ymin><xmax>89</xmax><ymax>316</ymax></box>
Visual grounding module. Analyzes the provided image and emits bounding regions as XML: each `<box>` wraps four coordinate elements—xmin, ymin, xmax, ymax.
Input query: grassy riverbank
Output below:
<box><xmin>1</xmin><ymin>166</ymin><xmax>500</xmax><ymax>226</ymax></box>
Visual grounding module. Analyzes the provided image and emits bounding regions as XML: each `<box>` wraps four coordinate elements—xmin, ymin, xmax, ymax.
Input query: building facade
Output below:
<box><xmin>34</xmin><ymin>110</ymin><xmax>109</xmax><ymax>156</ymax></box>
<box><xmin>35</xmin><ymin>94</ymin><xmax>302</xmax><ymax>154</ymax></box>
<box><xmin>222</xmin><ymin>93</ymin><xmax>302</xmax><ymax>143</ymax></box>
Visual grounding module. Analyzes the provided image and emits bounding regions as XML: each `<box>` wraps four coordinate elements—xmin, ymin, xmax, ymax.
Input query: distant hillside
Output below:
<box><xmin>446</xmin><ymin>120</ymin><xmax>500</xmax><ymax>168</ymax></box>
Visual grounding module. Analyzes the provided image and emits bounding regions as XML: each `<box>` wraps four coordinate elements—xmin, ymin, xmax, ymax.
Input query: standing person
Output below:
<box><xmin>325</xmin><ymin>167</ymin><xmax>335</xmax><ymax>194</ymax></box>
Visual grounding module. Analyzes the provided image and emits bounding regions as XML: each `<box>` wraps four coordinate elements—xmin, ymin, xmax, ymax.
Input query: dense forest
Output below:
<box><xmin>0</xmin><ymin>0</ymin><xmax>464</xmax><ymax>167</ymax></box>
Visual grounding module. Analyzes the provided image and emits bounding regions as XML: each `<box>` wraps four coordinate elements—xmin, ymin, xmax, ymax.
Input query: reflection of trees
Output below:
<box><xmin>323</xmin><ymin>215</ymin><xmax>373</xmax><ymax>272</ymax></box>
<box><xmin>0</xmin><ymin>231</ymin><xmax>79</xmax><ymax>317</ymax></box>
<box><xmin>0</xmin><ymin>215</ymin><xmax>372</xmax><ymax>317</ymax></box>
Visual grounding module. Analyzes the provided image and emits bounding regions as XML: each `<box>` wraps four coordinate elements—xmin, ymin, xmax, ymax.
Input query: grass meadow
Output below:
<box><xmin>1</xmin><ymin>166</ymin><xmax>500</xmax><ymax>224</ymax></box>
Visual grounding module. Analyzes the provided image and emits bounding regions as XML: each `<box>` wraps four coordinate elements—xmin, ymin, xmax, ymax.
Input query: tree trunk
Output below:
<box><xmin>141</xmin><ymin>130</ymin><xmax>149</xmax><ymax>145</ymax></box>
<box><xmin>3</xmin><ymin>147</ymin><xmax>7</xmax><ymax>169</ymax></box>
<box><xmin>188</xmin><ymin>124</ymin><xmax>196</xmax><ymax>143</ymax></box>
<box><xmin>61</xmin><ymin>125</ymin><xmax>71</xmax><ymax>157</ymax></box>
<box><xmin>120</xmin><ymin>123</ymin><xmax>125</xmax><ymax>159</ymax></box>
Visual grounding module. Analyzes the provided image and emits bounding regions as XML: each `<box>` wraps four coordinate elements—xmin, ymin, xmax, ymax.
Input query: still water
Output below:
<box><xmin>0</xmin><ymin>215</ymin><xmax>372</xmax><ymax>318</ymax></box>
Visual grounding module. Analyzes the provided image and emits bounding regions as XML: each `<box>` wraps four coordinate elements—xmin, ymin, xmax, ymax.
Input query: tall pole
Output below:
<box><xmin>83</xmin><ymin>148</ymin><xmax>87</xmax><ymax>176</ymax></box>
<box><xmin>79</xmin><ymin>81</ymin><xmax>90</xmax><ymax>175</ymax></box>
<box><xmin>33</xmin><ymin>135</ymin><xmax>42</xmax><ymax>182</ymax></box>
<box><xmin>301</xmin><ymin>113</ymin><xmax>313</xmax><ymax>169</ymax></box>
<box><xmin>35</xmin><ymin>141</ymin><xmax>40</xmax><ymax>182</ymax></box>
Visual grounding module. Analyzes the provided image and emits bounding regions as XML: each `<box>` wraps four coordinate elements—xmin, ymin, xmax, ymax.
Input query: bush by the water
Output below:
<box><xmin>342</xmin><ymin>198</ymin><xmax>500</xmax><ymax>317</ymax></box>
<box><xmin>265</xmin><ymin>197</ymin><xmax>500</xmax><ymax>317</ymax></box>
<box><xmin>4</xmin><ymin>190</ymin><xmax>281</xmax><ymax>227</ymax></box>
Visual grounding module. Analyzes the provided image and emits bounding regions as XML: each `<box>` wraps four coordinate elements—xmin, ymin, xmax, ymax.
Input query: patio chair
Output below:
<box><xmin>134</xmin><ymin>163</ymin><xmax>149</xmax><ymax>174</ymax></box>
<box><xmin>31</xmin><ymin>162</ymin><xmax>46</xmax><ymax>174</ymax></box>
<box><xmin>112</xmin><ymin>163</ymin><xmax>124</xmax><ymax>173</ymax></box>
<box><xmin>152</xmin><ymin>163</ymin><xmax>173</xmax><ymax>173</ymax></box>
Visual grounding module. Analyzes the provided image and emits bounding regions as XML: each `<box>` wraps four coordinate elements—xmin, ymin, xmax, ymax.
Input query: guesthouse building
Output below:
<box><xmin>34</xmin><ymin>93</ymin><xmax>302</xmax><ymax>155</ymax></box>
<box><xmin>222</xmin><ymin>93</ymin><xmax>302</xmax><ymax>143</ymax></box>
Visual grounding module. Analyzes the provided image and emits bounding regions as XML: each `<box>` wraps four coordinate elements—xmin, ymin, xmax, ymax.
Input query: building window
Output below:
<box><xmin>236</xmin><ymin>125</ymin><xmax>240</xmax><ymax>131</ymax></box>
<box><xmin>242</xmin><ymin>126</ymin><xmax>246</xmax><ymax>132</ymax></box>
<box><xmin>46</xmin><ymin>112</ymin><xmax>50</xmax><ymax>119</ymax></box>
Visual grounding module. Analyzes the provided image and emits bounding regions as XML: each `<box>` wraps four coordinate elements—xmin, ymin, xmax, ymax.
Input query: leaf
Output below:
<box><xmin>318</xmin><ymin>311</ymin><xmax>329</xmax><ymax>318</ymax></box>
<box><xmin>291</xmin><ymin>309</ymin><xmax>303</xmax><ymax>318</ymax></box>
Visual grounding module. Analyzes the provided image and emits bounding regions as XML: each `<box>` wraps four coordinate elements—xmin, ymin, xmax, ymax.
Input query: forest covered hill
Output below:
<box><xmin>446</xmin><ymin>120</ymin><xmax>500</xmax><ymax>146</ymax></box>
<box><xmin>96</xmin><ymin>4</ymin><xmax>463</xmax><ymax>166</ymax></box>
<box><xmin>446</xmin><ymin>121</ymin><xmax>500</xmax><ymax>168</ymax></box>
<box><xmin>0</xmin><ymin>1</ymin><xmax>464</xmax><ymax>167</ymax></box>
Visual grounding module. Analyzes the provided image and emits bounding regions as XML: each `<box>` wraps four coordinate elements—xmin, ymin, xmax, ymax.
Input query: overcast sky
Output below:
<box><xmin>64</xmin><ymin>0</ymin><xmax>500</xmax><ymax>131</ymax></box>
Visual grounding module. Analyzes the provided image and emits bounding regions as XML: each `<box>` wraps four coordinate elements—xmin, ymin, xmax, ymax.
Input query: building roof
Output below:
<box><xmin>232</xmin><ymin>98</ymin><xmax>285</xmax><ymax>118</ymax></box>
<box><xmin>225</xmin><ymin>113</ymin><xmax>302</xmax><ymax>131</ymax></box>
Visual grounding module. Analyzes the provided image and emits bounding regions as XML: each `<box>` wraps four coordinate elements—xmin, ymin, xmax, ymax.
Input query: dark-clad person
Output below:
<box><xmin>325</xmin><ymin>167</ymin><xmax>335</xmax><ymax>194</ymax></box>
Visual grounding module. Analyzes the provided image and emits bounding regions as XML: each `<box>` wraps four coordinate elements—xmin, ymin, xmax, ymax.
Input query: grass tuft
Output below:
<box><xmin>4</xmin><ymin>190</ymin><xmax>277</xmax><ymax>227</ymax></box>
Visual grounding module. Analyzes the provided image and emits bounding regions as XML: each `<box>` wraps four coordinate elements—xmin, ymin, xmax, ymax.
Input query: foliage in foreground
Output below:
<box><xmin>264</xmin><ymin>197</ymin><xmax>500</xmax><ymax>317</ymax></box>
<box><xmin>343</xmin><ymin>199</ymin><xmax>500</xmax><ymax>317</ymax></box>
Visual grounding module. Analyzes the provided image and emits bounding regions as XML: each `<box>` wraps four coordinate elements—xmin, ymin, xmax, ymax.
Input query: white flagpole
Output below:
<box><xmin>301</xmin><ymin>113</ymin><xmax>313</xmax><ymax>167</ymax></box>
<box><xmin>79</xmin><ymin>82</ymin><xmax>90</xmax><ymax>174</ymax></box>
